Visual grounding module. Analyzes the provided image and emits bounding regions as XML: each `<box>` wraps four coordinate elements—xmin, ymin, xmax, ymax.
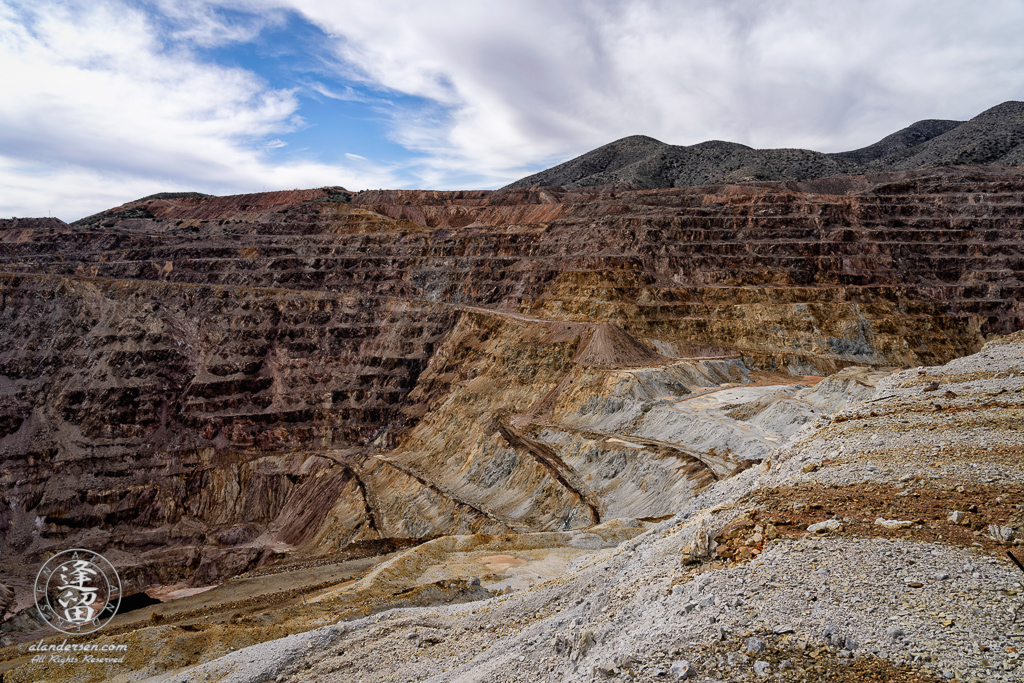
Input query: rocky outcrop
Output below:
<box><xmin>0</xmin><ymin>167</ymin><xmax>1022</xmax><ymax>619</ymax></box>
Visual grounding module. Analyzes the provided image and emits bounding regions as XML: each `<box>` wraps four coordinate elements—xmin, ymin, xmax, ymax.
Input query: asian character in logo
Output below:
<box><xmin>56</xmin><ymin>560</ymin><xmax>100</xmax><ymax>625</ymax></box>
<box><xmin>34</xmin><ymin>548</ymin><xmax>122</xmax><ymax>635</ymax></box>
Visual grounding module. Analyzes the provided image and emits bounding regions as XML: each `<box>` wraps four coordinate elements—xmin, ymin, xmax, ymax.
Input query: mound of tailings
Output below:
<box><xmin>573</xmin><ymin>323</ymin><xmax>669</xmax><ymax>368</ymax></box>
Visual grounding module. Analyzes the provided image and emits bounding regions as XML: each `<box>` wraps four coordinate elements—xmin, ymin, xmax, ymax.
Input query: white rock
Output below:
<box><xmin>807</xmin><ymin>520</ymin><xmax>842</xmax><ymax>534</ymax></box>
<box><xmin>669</xmin><ymin>660</ymin><xmax>698</xmax><ymax>679</ymax></box>
<box><xmin>875</xmin><ymin>518</ymin><xmax>914</xmax><ymax>530</ymax></box>
<box><xmin>986</xmin><ymin>525</ymin><xmax>1014</xmax><ymax>542</ymax></box>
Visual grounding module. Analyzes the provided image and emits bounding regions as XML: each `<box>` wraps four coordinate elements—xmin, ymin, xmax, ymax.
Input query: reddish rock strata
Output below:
<box><xmin>0</xmin><ymin>166</ymin><xmax>1022</xmax><ymax>602</ymax></box>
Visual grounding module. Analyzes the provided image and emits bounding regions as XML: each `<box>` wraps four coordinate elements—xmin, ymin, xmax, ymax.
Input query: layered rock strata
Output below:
<box><xmin>3</xmin><ymin>329</ymin><xmax>1019</xmax><ymax>683</ymax></box>
<box><xmin>0</xmin><ymin>167</ymin><xmax>1022</xmax><ymax>619</ymax></box>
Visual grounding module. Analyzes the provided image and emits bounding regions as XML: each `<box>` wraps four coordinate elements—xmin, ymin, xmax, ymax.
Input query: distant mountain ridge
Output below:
<box><xmin>503</xmin><ymin>101</ymin><xmax>1024</xmax><ymax>189</ymax></box>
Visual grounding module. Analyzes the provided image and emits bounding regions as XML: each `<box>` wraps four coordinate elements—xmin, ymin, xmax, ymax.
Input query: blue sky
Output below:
<box><xmin>190</xmin><ymin>8</ymin><xmax>423</xmax><ymax>166</ymax></box>
<box><xmin>2</xmin><ymin>0</ymin><xmax>1024</xmax><ymax>221</ymax></box>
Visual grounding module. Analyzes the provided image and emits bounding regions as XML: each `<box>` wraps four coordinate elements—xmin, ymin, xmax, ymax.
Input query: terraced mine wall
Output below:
<box><xmin>0</xmin><ymin>166</ymin><xmax>1022</xmax><ymax>601</ymax></box>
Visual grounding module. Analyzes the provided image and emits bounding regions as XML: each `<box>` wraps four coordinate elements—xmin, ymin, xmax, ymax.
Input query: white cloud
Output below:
<box><xmin>282</xmin><ymin>0</ymin><xmax>1024</xmax><ymax>180</ymax></box>
<box><xmin>3</xmin><ymin>0</ymin><xmax>1024</xmax><ymax>219</ymax></box>
<box><xmin>305</xmin><ymin>80</ymin><xmax>378</xmax><ymax>103</ymax></box>
<box><xmin>0</xmin><ymin>156</ymin><xmax>161</xmax><ymax>220</ymax></box>
<box><xmin>0</xmin><ymin>0</ymin><xmax>400</xmax><ymax>220</ymax></box>
<box><xmin>151</xmin><ymin>0</ymin><xmax>286</xmax><ymax>48</ymax></box>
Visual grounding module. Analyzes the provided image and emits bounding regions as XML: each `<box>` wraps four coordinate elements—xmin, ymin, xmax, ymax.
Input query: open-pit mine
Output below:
<box><xmin>1</xmin><ymin>153</ymin><xmax>1023</xmax><ymax>680</ymax></box>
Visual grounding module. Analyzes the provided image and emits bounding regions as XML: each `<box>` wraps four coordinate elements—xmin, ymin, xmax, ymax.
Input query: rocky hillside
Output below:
<box><xmin>504</xmin><ymin>101</ymin><xmax>1024</xmax><ymax>189</ymax></box>
<box><xmin>0</xmin><ymin>166</ymin><xmax>1022</xmax><ymax>670</ymax></box>
<box><xmin>4</xmin><ymin>330</ymin><xmax>1021</xmax><ymax>683</ymax></box>
<box><xmin>158</xmin><ymin>330</ymin><xmax>1022</xmax><ymax>683</ymax></box>
<box><xmin>163</xmin><ymin>330</ymin><xmax>1024</xmax><ymax>683</ymax></box>
<box><xmin>830</xmin><ymin>120</ymin><xmax>964</xmax><ymax>165</ymax></box>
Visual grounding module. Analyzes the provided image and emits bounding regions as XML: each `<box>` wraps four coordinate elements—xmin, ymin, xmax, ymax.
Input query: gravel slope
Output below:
<box><xmin>138</xmin><ymin>331</ymin><xmax>1023</xmax><ymax>683</ymax></box>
